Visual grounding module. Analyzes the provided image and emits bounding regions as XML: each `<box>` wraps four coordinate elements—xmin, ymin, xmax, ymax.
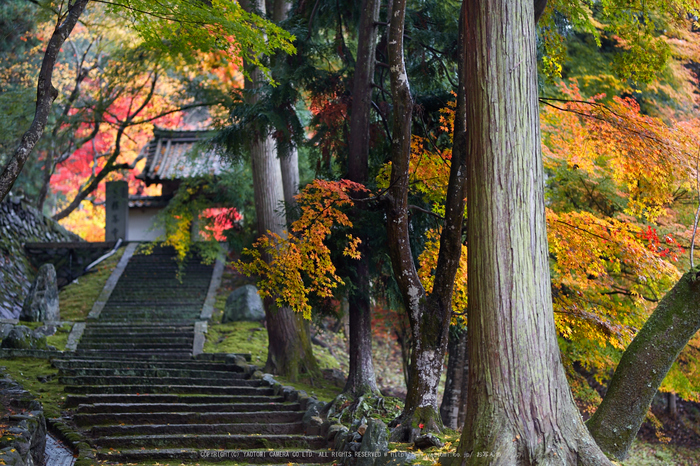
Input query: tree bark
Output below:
<box><xmin>453</xmin><ymin>0</ymin><xmax>612</xmax><ymax>463</ymax></box>
<box><xmin>385</xmin><ymin>0</ymin><xmax>468</xmax><ymax>435</ymax></box>
<box><xmin>667</xmin><ymin>393</ymin><xmax>677</xmax><ymax>419</ymax></box>
<box><xmin>587</xmin><ymin>268</ymin><xmax>700</xmax><ymax>460</ymax></box>
<box><xmin>440</xmin><ymin>326</ymin><xmax>468</xmax><ymax>429</ymax></box>
<box><xmin>279</xmin><ymin>144</ymin><xmax>299</xmax><ymax>212</ymax></box>
<box><xmin>343</xmin><ymin>0</ymin><xmax>382</xmax><ymax>398</ymax></box>
<box><xmin>272</xmin><ymin>0</ymin><xmax>300</xmax><ymax>217</ymax></box>
<box><xmin>243</xmin><ymin>0</ymin><xmax>319</xmax><ymax>381</ymax></box>
<box><xmin>0</xmin><ymin>0</ymin><xmax>90</xmax><ymax>203</ymax></box>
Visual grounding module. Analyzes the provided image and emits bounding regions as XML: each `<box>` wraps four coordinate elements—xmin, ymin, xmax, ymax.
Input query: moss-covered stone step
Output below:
<box><xmin>95</xmin><ymin>312</ymin><xmax>202</xmax><ymax>322</ymax></box>
<box><xmin>95</xmin><ymin>448</ymin><xmax>334</xmax><ymax>464</ymax></box>
<box><xmin>73</xmin><ymin>350</ymin><xmax>193</xmax><ymax>359</ymax></box>
<box><xmin>65</xmin><ymin>384</ymin><xmax>275</xmax><ymax>395</ymax></box>
<box><xmin>79</xmin><ymin>332</ymin><xmax>194</xmax><ymax>340</ymax></box>
<box><xmin>74</xmin><ymin>401</ymin><xmax>300</xmax><ymax>414</ymax></box>
<box><xmin>59</xmin><ymin>375</ymin><xmax>256</xmax><ymax>386</ymax></box>
<box><xmin>54</xmin><ymin>359</ymin><xmax>245</xmax><ymax>371</ymax></box>
<box><xmin>59</xmin><ymin>368</ymin><xmax>244</xmax><ymax>379</ymax></box>
<box><xmin>83</xmin><ymin>321</ymin><xmax>196</xmax><ymax>327</ymax></box>
<box><xmin>77</xmin><ymin>337</ymin><xmax>194</xmax><ymax>346</ymax></box>
<box><xmin>73</xmin><ymin>410</ymin><xmax>304</xmax><ymax>427</ymax></box>
<box><xmin>99</xmin><ymin>306</ymin><xmax>203</xmax><ymax>313</ymax></box>
<box><xmin>194</xmin><ymin>353</ymin><xmax>253</xmax><ymax>362</ymax></box>
<box><xmin>82</xmin><ymin>325</ymin><xmax>195</xmax><ymax>333</ymax></box>
<box><xmin>92</xmin><ymin>433</ymin><xmax>326</xmax><ymax>450</ymax></box>
<box><xmin>64</xmin><ymin>393</ymin><xmax>277</xmax><ymax>407</ymax></box>
<box><xmin>76</xmin><ymin>342</ymin><xmax>193</xmax><ymax>350</ymax></box>
<box><xmin>90</xmin><ymin>421</ymin><xmax>305</xmax><ymax>436</ymax></box>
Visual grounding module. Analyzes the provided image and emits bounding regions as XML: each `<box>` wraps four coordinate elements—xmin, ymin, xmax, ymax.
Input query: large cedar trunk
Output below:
<box><xmin>244</xmin><ymin>0</ymin><xmax>318</xmax><ymax>381</ymax></box>
<box><xmin>273</xmin><ymin>0</ymin><xmax>300</xmax><ymax>215</ymax></box>
<box><xmin>452</xmin><ymin>0</ymin><xmax>612</xmax><ymax>464</ymax></box>
<box><xmin>343</xmin><ymin>0</ymin><xmax>382</xmax><ymax>397</ymax></box>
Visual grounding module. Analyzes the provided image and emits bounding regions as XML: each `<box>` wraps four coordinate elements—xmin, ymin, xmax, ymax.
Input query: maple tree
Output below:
<box><xmin>235</xmin><ymin>179</ymin><xmax>364</xmax><ymax>319</ymax></box>
<box><xmin>0</xmin><ymin>0</ymin><xmax>294</xmax><ymax>206</ymax></box>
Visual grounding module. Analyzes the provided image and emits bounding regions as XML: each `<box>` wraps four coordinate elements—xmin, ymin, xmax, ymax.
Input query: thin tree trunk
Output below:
<box><xmin>440</xmin><ymin>326</ymin><xmax>467</xmax><ymax>429</ymax></box>
<box><xmin>343</xmin><ymin>0</ymin><xmax>382</xmax><ymax>398</ymax></box>
<box><xmin>453</xmin><ymin>0</ymin><xmax>611</xmax><ymax>463</ymax></box>
<box><xmin>0</xmin><ymin>0</ymin><xmax>90</xmax><ymax>203</ymax></box>
<box><xmin>37</xmin><ymin>148</ymin><xmax>55</xmax><ymax>212</ymax></box>
<box><xmin>385</xmin><ymin>0</ymin><xmax>468</xmax><ymax>435</ymax></box>
<box><xmin>587</xmin><ymin>268</ymin><xmax>700</xmax><ymax>460</ymax></box>
<box><xmin>668</xmin><ymin>393</ymin><xmax>677</xmax><ymax>419</ymax></box>
<box><xmin>244</xmin><ymin>0</ymin><xmax>319</xmax><ymax>381</ymax></box>
<box><xmin>383</xmin><ymin>0</ymin><xmax>469</xmax><ymax>435</ymax></box>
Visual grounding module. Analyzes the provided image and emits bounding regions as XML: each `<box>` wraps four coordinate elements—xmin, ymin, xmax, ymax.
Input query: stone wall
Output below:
<box><xmin>0</xmin><ymin>199</ymin><xmax>82</xmax><ymax>319</ymax></box>
<box><xmin>0</xmin><ymin>369</ymin><xmax>47</xmax><ymax>466</ymax></box>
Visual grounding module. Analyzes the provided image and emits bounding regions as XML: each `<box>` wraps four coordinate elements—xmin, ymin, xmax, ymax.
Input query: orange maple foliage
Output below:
<box><xmin>541</xmin><ymin>82</ymin><xmax>700</xmax><ymax>399</ymax></box>
<box><xmin>235</xmin><ymin>179</ymin><xmax>365</xmax><ymax>319</ymax></box>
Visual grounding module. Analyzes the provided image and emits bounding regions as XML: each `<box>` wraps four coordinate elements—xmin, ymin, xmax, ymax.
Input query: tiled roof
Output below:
<box><xmin>136</xmin><ymin>127</ymin><xmax>227</xmax><ymax>184</ymax></box>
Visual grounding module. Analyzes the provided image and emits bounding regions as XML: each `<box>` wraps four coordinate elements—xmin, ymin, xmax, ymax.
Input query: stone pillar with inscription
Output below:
<box><xmin>105</xmin><ymin>181</ymin><xmax>129</xmax><ymax>242</ymax></box>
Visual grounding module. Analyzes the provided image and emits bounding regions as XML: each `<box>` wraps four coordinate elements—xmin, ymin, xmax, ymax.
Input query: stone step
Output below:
<box><xmin>104</xmin><ymin>295</ymin><xmax>208</xmax><ymax>303</ymax></box>
<box><xmin>80</xmin><ymin>330</ymin><xmax>195</xmax><ymax>336</ymax></box>
<box><xmin>73</xmin><ymin>410</ymin><xmax>304</xmax><ymax>427</ymax></box>
<box><xmin>75</xmin><ymin>401</ymin><xmax>299</xmax><ymax>414</ymax></box>
<box><xmin>77</xmin><ymin>336</ymin><xmax>194</xmax><ymax>344</ymax></box>
<box><xmin>82</xmin><ymin>326</ymin><xmax>194</xmax><ymax>334</ymax></box>
<box><xmin>195</xmin><ymin>353</ymin><xmax>253</xmax><ymax>362</ymax></box>
<box><xmin>59</xmin><ymin>375</ymin><xmax>257</xmax><ymax>386</ymax></box>
<box><xmin>76</xmin><ymin>342</ymin><xmax>194</xmax><ymax>350</ymax></box>
<box><xmin>90</xmin><ymin>421</ymin><xmax>305</xmax><ymax>436</ymax></box>
<box><xmin>100</xmin><ymin>305</ymin><xmax>204</xmax><ymax>311</ymax></box>
<box><xmin>96</xmin><ymin>312</ymin><xmax>202</xmax><ymax>320</ymax></box>
<box><xmin>112</xmin><ymin>278</ymin><xmax>210</xmax><ymax>285</ymax></box>
<box><xmin>84</xmin><ymin>321</ymin><xmax>196</xmax><ymax>327</ymax></box>
<box><xmin>53</xmin><ymin>358</ymin><xmax>245</xmax><ymax>371</ymax></box>
<box><xmin>64</xmin><ymin>393</ymin><xmax>274</xmax><ymax>407</ymax></box>
<box><xmin>59</xmin><ymin>368</ymin><xmax>244</xmax><ymax>379</ymax></box>
<box><xmin>92</xmin><ymin>433</ymin><xmax>326</xmax><ymax>450</ymax></box>
<box><xmin>65</xmin><ymin>384</ymin><xmax>274</xmax><ymax>396</ymax></box>
<box><xmin>95</xmin><ymin>448</ymin><xmax>334</xmax><ymax>464</ymax></box>
<box><xmin>73</xmin><ymin>350</ymin><xmax>193</xmax><ymax>359</ymax></box>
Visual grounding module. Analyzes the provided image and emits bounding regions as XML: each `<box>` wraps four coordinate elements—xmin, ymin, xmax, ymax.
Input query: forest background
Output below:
<box><xmin>3</xmin><ymin>0</ymin><xmax>700</xmax><ymax>462</ymax></box>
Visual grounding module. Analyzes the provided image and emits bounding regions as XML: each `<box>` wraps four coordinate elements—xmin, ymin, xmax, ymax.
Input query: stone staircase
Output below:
<box><xmin>57</xmin><ymin>245</ymin><xmax>333</xmax><ymax>464</ymax></box>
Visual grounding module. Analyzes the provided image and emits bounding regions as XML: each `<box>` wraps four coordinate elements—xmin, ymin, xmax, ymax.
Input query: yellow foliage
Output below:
<box><xmin>235</xmin><ymin>179</ymin><xmax>365</xmax><ymax>319</ymax></box>
<box><xmin>417</xmin><ymin>228</ymin><xmax>468</xmax><ymax>326</ymax></box>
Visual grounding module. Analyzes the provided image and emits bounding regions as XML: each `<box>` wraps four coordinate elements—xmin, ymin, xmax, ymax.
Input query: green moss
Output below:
<box><xmin>46</xmin><ymin>323</ymin><xmax>72</xmax><ymax>351</ymax></box>
<box><xmin>204</xmin><ymin>321</ymin><xmax>269</xmax><ymax>365</ymax></box>
<box><xmin>16</xmin><ymin>322</ymin><xmax>44</xmax><ymax>330</ymax></box>
<box><xmin>204</xmin><ymin>321</ymin><xmax>340</xmax><ymax>371</ymax></box>
<box><xmin>0</xmin><ymin>358</ymin><xmax>65</xmax><ymax>418</ymax></box>
<box><xmin>58</xmin><ymin>247</ymin><xmax>125</xmax><ymax>321</ymax></box>
<box><xmin>274</xmin><ymin>374</ymin><xmax>342</xmax><ymax>403</ymax></box>
<box><xmin>619</xmin><ymin>441</ymin><xmax>700</xmax><ymax>466</ymax></box>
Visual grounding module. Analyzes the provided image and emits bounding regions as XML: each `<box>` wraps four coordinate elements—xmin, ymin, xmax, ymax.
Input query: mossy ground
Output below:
<box><xmin>0</xmin><ymin>358</ymin><xmax>64</xmax><ymax>418</ymax></box>
<box><xmin>45</xmin><ymin>323</ymin><xmax>72</xmax><ymax>351</ymax></box>
<box><xmin>58</xmin><ymin>247</ymin><xmax>125</xmax><ymax>321</ymax></box>
<box><xmin>615</xmin><ymin>441</ymin><xmax>700</xmax><ymax>465</ymax></box>
<box><xmin>204</xmin><ymin>321</ymin><xmax>343</xmax><ymax>402</ymax></box>
<box><xmin>382</xmin><ymin>432</ymin><xmax>700</xmax><ymax>465</ymax></box>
